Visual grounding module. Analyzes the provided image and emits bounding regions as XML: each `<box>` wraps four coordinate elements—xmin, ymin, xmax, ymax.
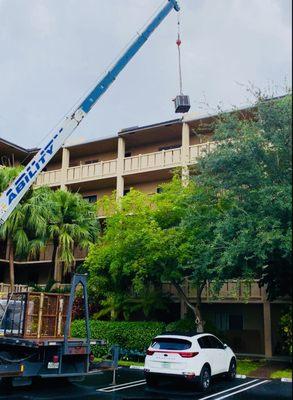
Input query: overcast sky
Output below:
<box><xmin>0</xmin><ymin>0</ymin><xmax>291</xmax><ymax>149</ymax></box>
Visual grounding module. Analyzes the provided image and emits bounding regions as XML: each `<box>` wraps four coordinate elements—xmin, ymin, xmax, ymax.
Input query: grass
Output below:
<box><xmin>270</xmin><ymin>369</ymin><xmax>292</xmax><ymax>379</ymax></box>
<box><xmin>236</xmin><ymin>359</ymin><xmax>265</xmax><ymax>376</ymax></box>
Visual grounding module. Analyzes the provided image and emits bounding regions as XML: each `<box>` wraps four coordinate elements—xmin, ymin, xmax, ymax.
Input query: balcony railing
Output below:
<box><xmin>0</xmin><ymin>283</ymin><xmax>71</xmax><ymax>294</ymax></box>
<box><xmin>35</xmin><ymin>169</ymin><xmax>61</xmax><ymax>186</ymax></box>
<box><xmin>124</xmin><ymin>147</ymin><xmax>182</xmax><ymax>174</ymax></box>
<box><xmin>162</xmin><ymin>280</ymin><xmax>264</xmax><ymax>303</ymax></box>
<box><xmin>35</xmin><ymin>141</ymin><xmax>217</xmax><ymax>187</ymax></box>
<box><xmin>189</xmin><ymin>141</ymin><xmax>218</xmax><ymax>163</ymax></box>
<box><xmin>66</xmin><ymin>159</ymin><xmax>117</xmax><ymax>183</ymax></box>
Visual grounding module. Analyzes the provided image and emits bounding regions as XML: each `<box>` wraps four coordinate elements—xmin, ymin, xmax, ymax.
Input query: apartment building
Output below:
<box><xmin>0</xmin><ymin>110</ymin><xmax>290</xmax><ymax>358</ymax></box>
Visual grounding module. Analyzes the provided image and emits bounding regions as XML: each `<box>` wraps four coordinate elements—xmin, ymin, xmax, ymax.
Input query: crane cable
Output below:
<box><xmin>176</xmin><ymin>12</ymin><xmax>183</xmax><ymax>95</ymax></box>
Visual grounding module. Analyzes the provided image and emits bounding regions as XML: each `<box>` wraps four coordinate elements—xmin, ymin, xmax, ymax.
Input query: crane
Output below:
<box><xmin>0</xmin><ymin>0</ymin><xmax>180</xmax><ymax>225</ymax></box>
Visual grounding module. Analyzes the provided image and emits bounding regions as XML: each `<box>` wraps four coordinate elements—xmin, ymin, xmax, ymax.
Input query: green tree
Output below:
<box><xmin>195</xmin><ymin>94</ymin><xmax>292</xmax><ymax>300</ymax></box>
<box><xmin>86</xmin><ymin>189</ymin><xmax>166</xmax><ymax>320</ymax></box>
<box><xmin>86</xmin><ymin>177</ymin><xmax>222</xmax><ymax>329</ymax></box>
<box><xmin>48</xmin><ymin>190</ymin><xmax>99</xmax><ymax>283</ymax></box>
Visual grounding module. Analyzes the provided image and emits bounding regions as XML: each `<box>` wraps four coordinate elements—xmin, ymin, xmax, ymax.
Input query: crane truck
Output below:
<box><xmin>0</xmin><ymin>0</ymin><xmax>180</xmax><ymax>387</ymax></box>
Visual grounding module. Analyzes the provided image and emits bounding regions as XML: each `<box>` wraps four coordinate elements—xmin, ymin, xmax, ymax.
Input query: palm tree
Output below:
<box><xmin>48</xmin><ymin>190</ymin><xmax>99</xmax><ymax>283</ymax></box>
<box><xmin>0</xmin><ymin>167</ymin><xmax>52</xmax><ymax>289</ymax></box>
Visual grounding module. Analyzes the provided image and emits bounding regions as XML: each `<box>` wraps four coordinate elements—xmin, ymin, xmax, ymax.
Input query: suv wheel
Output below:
<box><xmin>198</xmin><ymin>365</ymin><xmax>211</xmax><ymax>392</ymax></box>
<box><xmin>226</xmin><ymin>359</ymin><xmax>237</xmax><ymax>381</ymax></box>
<box><xmin>146</xmin><ymin>374</ymin><xmax>158</xmax><ymax>387</ymax></box>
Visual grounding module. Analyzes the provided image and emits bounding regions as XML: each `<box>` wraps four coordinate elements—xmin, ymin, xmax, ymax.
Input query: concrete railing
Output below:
<box><xmin>124</xmin><ymin>147</ymin><xmax>182</xmax><ymax>174</ymax></box>
<box><xmin>0</xmin><ymin>283</ymin><xmax>71</xmax><ymax>294</ymax></box>
<box><xmin>35</xmin><ymin>169</ymin><xmax>61</xmax><ymax>186</ymax></box>
<box><xmin>189</xmin><ymin>141</ymin><xmax>218</xmax><ymax>163</ymax></box>
<box><xmin>162</xmin><ymin>280</ymin><xmax>264</xmax><ymax>303</ymax></box>
<box><xmin>35</xmin><ymin>141</ymin><xmax>218</xmax><ymax>187</ymax></box>
<box><xmin>66</xmin><ymin>159</ymin><xmax>117</xmax><ymax>183</ymax></box>
<box><xmin>0</xmin><ymin>283</ymin><xmax>31</xmax><ymax>293</ymax></box>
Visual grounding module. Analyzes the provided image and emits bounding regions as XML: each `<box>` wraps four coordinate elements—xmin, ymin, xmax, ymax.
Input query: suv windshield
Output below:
<box><xmin>151</xmin><ymin>338</ymin><xmax>192</xmax><ymax>350</ymax></box>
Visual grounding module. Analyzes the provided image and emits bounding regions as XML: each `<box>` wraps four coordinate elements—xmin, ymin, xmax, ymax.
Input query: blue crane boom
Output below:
<box><xmin>0</xmin><ymin>0</ymin><xmax>180</xmax><ymax>225</ymax></box>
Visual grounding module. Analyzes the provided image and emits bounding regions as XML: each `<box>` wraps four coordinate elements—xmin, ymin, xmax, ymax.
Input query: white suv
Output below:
<box><xmin>144</xmin><ymin>333</ymin><xmax>236</xmax><ymax>391</ymax></box>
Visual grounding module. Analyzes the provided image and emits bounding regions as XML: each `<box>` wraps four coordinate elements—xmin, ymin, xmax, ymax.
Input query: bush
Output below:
<box><xmin>71</xmin><ymin>320</ymin><xmax>165</xmax><ymax>358</ymax></box>
<box><xmin>279</xmin><ymin>307</ymin><xmax>292</xmax><ymax>356</ymax></box>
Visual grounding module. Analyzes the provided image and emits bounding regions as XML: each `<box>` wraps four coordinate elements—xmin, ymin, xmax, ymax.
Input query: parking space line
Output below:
<box><xmin>216</xmin><ymin>380</ymin><xmax>269</xmax><ymax>400</ymax></box>
<box><xmin>97</xmin><ymin>379</ymin><xmax>146</xmax><ymax>392</ymax></box>
<box><xmin>99</xmin><ymin>381</ymin><xmax>146</xmax><ymax>392</ymax></box>
<box><xmin>199</xmin><ymin>379</ymin><xmax>259</xmax><ymax>400</ymax></box>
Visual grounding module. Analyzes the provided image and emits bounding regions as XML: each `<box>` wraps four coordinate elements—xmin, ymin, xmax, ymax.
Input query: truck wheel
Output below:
<box><xmin>198</xmin><ymin>365</ymin><xmax>211</xmax><ymax>392</ymax></box>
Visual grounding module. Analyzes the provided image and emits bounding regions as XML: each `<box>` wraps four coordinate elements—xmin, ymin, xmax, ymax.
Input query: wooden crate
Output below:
<box><xmin>23</xmin><ymin>292</ymin><xmax>70</xmax><ymax>339</ymax></box>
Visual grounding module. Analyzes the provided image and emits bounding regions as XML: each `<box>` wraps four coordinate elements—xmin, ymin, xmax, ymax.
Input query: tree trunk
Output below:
<box><xmin>8</xmin><ymin>239</ymin><xmax>15</xmax><ymax>292</ymax></box>
<box><xmin>172</xmin><ymin>280</ymin><xmax>206</xmax><ymax>333</ymax></box>
<box><xmin>52</xmin><ymin>239</ymin><xmax>60</xmax><ymax>283</ymax></box>
<box><xmin>195</xmin><ymin>283</ymin><xmax>206</xmax><ymax>333</ymax></box>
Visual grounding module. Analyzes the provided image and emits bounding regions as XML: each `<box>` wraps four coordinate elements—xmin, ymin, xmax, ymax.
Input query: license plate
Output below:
<box><xmin>47</xmin><ymin>362</ymin><xmax>59</xmax><ymax>369</ymax></box>
<box><xmin>161</xmin><ymin>362</ymin><xmax>171</xmax><ymax>369</ymax></box>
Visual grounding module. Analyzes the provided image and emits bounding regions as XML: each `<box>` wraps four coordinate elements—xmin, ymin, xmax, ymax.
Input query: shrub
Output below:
<box><xmin>71</xmin><ymin>320</ymin><xmax>165</xmax><ymax>358</ymax></box>
<box><xmin>279</xmin><ymin>307</ymin><xmax>292</xmax><ymax>356</ymax></box>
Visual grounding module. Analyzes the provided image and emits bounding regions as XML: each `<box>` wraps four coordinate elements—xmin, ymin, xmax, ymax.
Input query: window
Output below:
<box><xmin>151</xmin><ymin>338</ymin><xmax>191</xmax><ymax>351</ymax></box>
<box><xmin>198</xmin><ymin>336</ymin><xmax>211</xmax><ymax>349</ymax></box>
<box><xmin>84</xmin><ymin>158</ymin><xmax>99</xmax><ymax>165</ymax></box>
<box><xmin>229</xmin><ymin>315</ymin><xmax>243</xmax><ymax>330</ymax></box>
<box><xmin>158</xmin><ymin>144</ymin><xmax>181</xmax><ymax>151</ymax></box>
<box><xmin>198</xmin><ymin>335</ymin><xmax>224</xmax><ymax>349</ymax></box>
<box><xmin>125</xmin><ymin>152</ymin><xmax>132</xmax><ymax>158</ymax></box>
<box><xmin>123</xmin><ymin>188</ymin><xmax>130</xmax><ymax>196</ymax></box>
<box><xmin>208</xmin><ymin>336</ymin><xmax>225</xmax><ymax>349</ymax></box>
<box><xmin>69</xmin><ymin>161</ymin><xmax>79</xmax><ymax>167</ymax></box>
<box><xmin>83</xmin><ymin>195</ymin><xmax>97</xmax><ymax>203</ymax></box>
<box><xmin>214</xmin><ymin>313</ymin><xmax>229</xmax><ymax>331</ymax></box>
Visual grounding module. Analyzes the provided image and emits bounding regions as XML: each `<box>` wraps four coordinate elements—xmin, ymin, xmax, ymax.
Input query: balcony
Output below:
<box><xmin>124</xmin><ymin>147</ymin><xmax>182</xmax><ymax>174</ymax></box>
<box><xmin>0</xmin><ymin>283</ymin><xmax>71</xmax><ymax>294</ymax></box>
<box><xmin>189</xmin><ymin>141</ymin><xmax>218</xmax><ymax>163</ymax></box>
<box><xmin>162</xmin><ymin>280</ymin><xmax>265</xmax><ymax>303</ymax></box>
<box><xmin>35</xmin><ymin>169</ymin><xmax>61</xmax><ymax>187</ymax></box>
<box><xmin>66</xmin><ymin>159</ymin><xmax>117</xmax><ymax>184</ymax></box>
<box><xmin>35</xmin><ymin>141</ymin><xmax>216</xmax><ymax>187</ymax></box>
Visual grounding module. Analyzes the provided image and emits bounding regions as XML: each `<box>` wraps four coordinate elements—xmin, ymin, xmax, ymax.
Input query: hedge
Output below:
<box><xmin>71</xmin><ymin>320</ymin><xmax>165</xmax><ymax>358</ymax></box>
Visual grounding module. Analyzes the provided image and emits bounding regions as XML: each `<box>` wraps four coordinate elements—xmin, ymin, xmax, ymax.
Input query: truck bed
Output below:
<box><xmin>0</xmin><ymin>336</ymin><xmax>102</xmax><ymax>348</ymax></box>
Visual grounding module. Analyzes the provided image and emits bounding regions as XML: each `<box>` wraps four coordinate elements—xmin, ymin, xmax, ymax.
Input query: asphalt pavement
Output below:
<box><xmin>0</xmin><ymin>368</ymin><xmax>291</xmax><ymax>400</ymax></box>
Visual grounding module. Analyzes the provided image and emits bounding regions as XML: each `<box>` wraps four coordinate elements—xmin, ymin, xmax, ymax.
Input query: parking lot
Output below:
<box><xmin>0</xmin><ymin>368</ymin><xmax>291</xmax><ymax>400</ymax></box>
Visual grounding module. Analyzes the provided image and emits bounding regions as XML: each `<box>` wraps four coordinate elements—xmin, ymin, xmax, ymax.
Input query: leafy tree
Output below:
<box><xmin>195</xmin><ymin>94</ymin><xmax>292</xmax><ymax>300</ymax></box>
<box><xmin>86</xmin><ymin>177</ymin><xmax>223</xmax><ymax>329</ymax></box>
<box><xmin>86</xmin><ymin>189</ymin><xmax>166</xmax><ymax>319</ymax></box>
<box><xmin>48</xmin><ymin>189</ymin><xmax>99</xmax><ymax>283</ymax></box>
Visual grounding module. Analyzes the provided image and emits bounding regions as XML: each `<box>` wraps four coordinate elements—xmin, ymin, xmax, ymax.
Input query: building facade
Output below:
<box><xmin>0</xmin><ymin>111</ymin><xmax>290</xmax><ymax>358</ymax></box>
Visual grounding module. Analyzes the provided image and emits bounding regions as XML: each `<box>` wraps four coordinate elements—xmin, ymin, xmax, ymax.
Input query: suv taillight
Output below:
<box><xmin>179</xmin><ymin>352</ymin><xmax>199</xmax><ymax>358</ymax></box>
<box><xmin>146</xmin><ymin>350</ymin><xmax>155</xmax><ymax>356</ymax></box>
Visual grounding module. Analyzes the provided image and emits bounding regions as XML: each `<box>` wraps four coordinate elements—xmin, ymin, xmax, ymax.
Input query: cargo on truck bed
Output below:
<box><xmin>0</xmin><ymin>274</ymin><xmax>114</xmax><ymax>387</ymax></box>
